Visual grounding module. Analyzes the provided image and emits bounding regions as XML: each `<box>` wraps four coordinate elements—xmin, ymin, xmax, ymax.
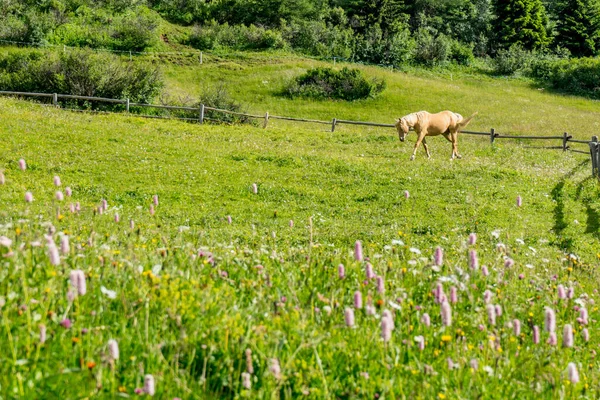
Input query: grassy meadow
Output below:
<box><xmin>0</xmin><ymin>53</ymin><xmax>599</xmax><ymax>398</ymax></box>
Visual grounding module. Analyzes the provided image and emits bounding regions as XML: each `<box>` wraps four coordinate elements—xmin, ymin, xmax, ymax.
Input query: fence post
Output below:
<box><xmin>199</xmin><ymin>104</ymin><xmax>205</xmax><ymax>124</ymax></box>
<box><xmin>590</xmin><ymin>136</ymin><xmax>598</xmax><ymax>177</ymax></box>
<box><xmin>490</xmin><ymin>128</ymin><xmax>495</xmax><ymax>145</ymax></box>
<box><xmin>200</xmin><ymin>52</ymin><xmax>203</xmax><ymax>64</ymax></box>
<box><xmin>53</xmin><ymin>93</ymin><xmax>58</xmax><ymax>107</ymax></box>
<box><xmin>562</xmin><ymin>132</ymin><xmax>569</xmax><ymax>151</ymax></box>
<box><xmin>263</xmin><ymin>112</ymin><xmax>269</xmax><ymax>129</ymax></box>
<box><xmin>126</xmin><ymin>98</ymin><xmax>130</xmax><ymax>113</ymax></box>
<box><xmin>331</xmin><ymin>118</ymin><xmax>337</xmax><ymax>132</ymax></box>
<box><xmin>129</xmin><ymin>51</ymin><xmax>132</xmax><ymax>62</ymax></box>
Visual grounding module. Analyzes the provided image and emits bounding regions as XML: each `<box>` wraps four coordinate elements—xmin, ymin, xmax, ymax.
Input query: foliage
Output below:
<box><xmin>413</xmin><ymin>28</ymin><xmax>452</xmax><ymax>67</ymax></box>
<box><xmin>353</xmin><ymin>22</ymin><xmax>415</xmax><ymax>65</ymax></box>
<box><xmin>283</xmin><ymin>66</ymin><xmax>386</xmax><ymax>100</ymax></box>
<box><xmin>0</xmin><ymin>71</ymin><xmax>599</xmax><ymax>396</ymax></box>
<box><xmin>529</xmin><ymin>56</ymin><xmax>600</xmax><ymax>98</ymax></box>
<box><xmin>282</xmin><ymin>19</ymin><xmax>354</xmax><ymax>59</ymax></box>
<box><xmin>554</xmin><ymin>0</ymin><xmax>600</xmax><ymax>57</ymax></box>
<box><xmin>492</xmin><ymin>0</ymin><xmax>551</xmax><ymax>51</ymax></box>
<box><xmin>196</xmin><ymin>84</ymin><xmax>255</xmax><ymax>124</ymax></box>
<box><xmin>0</xmin><ymin>48</ymin><xmax>163</xmax><ymax>103</ymax></box>
<box><xmin>492</xmin><ymin>44</ymin><xmax>535</xmax><ymax>75</ymax></box>
<box><xmin>188</xmin><ymin>22</ymin><xmax>286</xmax><ymax>51</ymax></box>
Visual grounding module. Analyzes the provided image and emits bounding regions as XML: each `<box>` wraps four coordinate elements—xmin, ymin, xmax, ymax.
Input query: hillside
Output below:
<box><xmin>0</xmin><ymin>55</ymin><xmax>599</xmax><ymax>397</ymax></box>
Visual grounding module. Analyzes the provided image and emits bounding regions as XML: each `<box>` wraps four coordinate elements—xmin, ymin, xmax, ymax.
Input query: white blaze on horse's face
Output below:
<box><xmin>395</xmin><ymin>118</ymin><xmax>409</xmax><ymax>142</ymax></box>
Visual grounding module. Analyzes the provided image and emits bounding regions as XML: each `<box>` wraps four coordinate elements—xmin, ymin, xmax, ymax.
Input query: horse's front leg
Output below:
<box><xmin>422</xmin><ymin>138</ymin><xmax>431</xmax><ymax>158</ymax></box>
<box><xmin>411</xmin><ymin>131</ymin><xmax>427</xmax><ymax>160</ymax></box>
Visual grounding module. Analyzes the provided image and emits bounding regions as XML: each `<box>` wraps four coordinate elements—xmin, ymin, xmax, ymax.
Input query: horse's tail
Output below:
<box><xmin>458</xmin><ymin>112</ymin><xmax>478</xmax><ymax>130</ymax></box>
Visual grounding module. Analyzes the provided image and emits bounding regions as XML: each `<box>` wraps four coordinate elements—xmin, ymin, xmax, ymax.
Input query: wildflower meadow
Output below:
<box><xmin>1</xmin><ymin>61</ymin><xmax>600</xmax><ymax>399</ymax></box>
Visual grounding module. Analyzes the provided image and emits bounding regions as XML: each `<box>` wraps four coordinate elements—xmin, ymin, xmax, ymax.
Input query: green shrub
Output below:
<box><xmin>529</xmin><ymin>57</ymin><xmax>600</xmax><ymax>99</ymax></box>
<box><xmin>353</xmin><ymin>23</ymin><xmax>415</xmax><ymax>66</ymax></box>
<box><xmin>493</xmin><ymin>45</ymin><xmax>533</xmax><ymax>75</ymax></box>
<box><xmin>283</xmin><ymin>67</ymin><xmax>386</xmax><ymax>101</ymax></box>
<box><xmin>110</xmin><ymin>10</ymin><xmax>159</xmax><ymax>51</ymax></box>
<box><xmin>413</xmin><ymin>29</ymin><xmax>451</xmax><ymax>67</ymax></box>
<box><xmin>282</xmin><ymin>20</ymin><xmax>353</xmax><ymax>58</ymax></box>
<box><xmin>197</xmin><ymin>84</ymin><xmax>255</xmax><ymax>124</ymax></box>
<box><xmin>0</xmin><ymin>48</ymin><xmax>163</xmax><ymax>105</ymax></box>
<box><xmin>449</xmin><ymin>40</ymin><xmax>475</xmax><ymax>65</ymax></box>
<box><xmin>189</xmin><ymin>22</ymin><xmax>286</xmax><ymax>51</ymax></box>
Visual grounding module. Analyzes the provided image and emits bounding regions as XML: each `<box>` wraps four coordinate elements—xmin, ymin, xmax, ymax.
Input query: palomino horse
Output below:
<box><xmin>395</xmin><ymin>110</ymin><xmax>478</xmax><ymax>160</ymax></box>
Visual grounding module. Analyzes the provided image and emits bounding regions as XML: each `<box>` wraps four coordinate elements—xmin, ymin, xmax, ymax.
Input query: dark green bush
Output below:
<box><xmin>283</xmin><ymin>67</ymin><xmax>386</xmax><ymax>101</ymax></box>
<box><xmin>413</xmin><ymin>29</ymin><xmax>451</xmax><ymax>67</ymax></box>
<box><xmin>196</xmin><ymin>84</ymin><xmax>255</xmax><ymax>124</ymax></box>
<box><xmin>529</xmin><ymin>57</ymin><xmax>600</xmax><ymax>99</ymax></box>
<box><xmin>0</xmin><ymin>48</ymin><xmax>163</xmax><ymax>104</ymax></box>
<box><xmin>188</xmin><ymin>22</ymin><xmax>285</xmax><ymax>51</ymax></box>
<box><xmin>449</xmin><ymin>40</ymin><xmax>475</xmax><ymax>66</ymax></box>
<box><xmin>281</xmin><ymin>20</ymin><xmax>353</xmax><ymax>58</ymax></box>
<box><xmin>493</xmin><ymin>45</ymin><xmax>533</xmax><ymax>75</ymax></box>
<box><xmin>353</xmin><ymin>23</ymin><xmax>415</xmax><ymax>66</ymax></box>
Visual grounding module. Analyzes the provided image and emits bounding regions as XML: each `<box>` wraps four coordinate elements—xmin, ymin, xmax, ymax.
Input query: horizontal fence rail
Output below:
<box><xmin>1</xmin><ymin>90</ymin><xmax>598</xmax><ymax>180</ymax></box>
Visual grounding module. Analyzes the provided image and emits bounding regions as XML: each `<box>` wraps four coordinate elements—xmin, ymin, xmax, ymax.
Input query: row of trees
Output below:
<box><xmin>0</xmin><ymin>0</ymin><xmax>600</xmax><ymax>58</ymax></box>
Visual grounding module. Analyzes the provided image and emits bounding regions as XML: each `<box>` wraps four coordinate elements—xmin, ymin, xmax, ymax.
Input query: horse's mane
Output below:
<box><xmin>401</xmin><ymin>111</ymin><xmax>427</xmax><ymax>127</ymax></box>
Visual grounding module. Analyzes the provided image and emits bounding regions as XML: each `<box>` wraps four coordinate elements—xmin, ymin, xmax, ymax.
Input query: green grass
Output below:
<box><xmin>0</xmin><ymin>55</ymin><xmax>599</xmax><ymax>398</ymax></box>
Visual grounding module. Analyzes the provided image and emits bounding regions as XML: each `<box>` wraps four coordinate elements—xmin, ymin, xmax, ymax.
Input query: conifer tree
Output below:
<box><xmin>555</xmin><ymin>0</ymin><xmax>600</xmax><ymax>56</ymax></box>
<box><xmin>493</xmin><ymin>0</ymin><xmax>550</xmax><ymax>50</ymax></box>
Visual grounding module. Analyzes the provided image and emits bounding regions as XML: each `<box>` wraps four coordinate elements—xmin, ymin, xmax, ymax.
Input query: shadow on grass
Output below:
<box><xmin>550</xmin><ymin>160</ymin><xmax>589</xmax><ymax>251</ymax></box>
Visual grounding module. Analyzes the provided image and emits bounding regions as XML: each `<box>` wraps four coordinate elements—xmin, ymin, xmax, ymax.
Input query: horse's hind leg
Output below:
<box><xmin>451</xmin><ymin>131</ymin><xmax>461</xmax><ymax>159</ymax></box>
<box><xmin>422</xmin><ymin>137</ymin><xmax>431</xmax><ymax>158</ymax></box>
<box><xmin>442</xmin><ymin>133</ymin><xmax>454</xmax><ymax>159</ymax></box>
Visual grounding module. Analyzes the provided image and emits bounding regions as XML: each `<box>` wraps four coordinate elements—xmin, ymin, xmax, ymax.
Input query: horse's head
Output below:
<box><xmin>395</xmin><ymin>117</ymin><xmax>410</xmax><ymax>142</ymax></box>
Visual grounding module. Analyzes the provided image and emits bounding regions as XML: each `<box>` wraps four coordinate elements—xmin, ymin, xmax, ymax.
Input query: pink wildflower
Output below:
<box><xmin>242</xmin><ymin>372</ymin><xmax>251</xmax><ymax>389</ymax></box>
<box><xmin>376</xmin><ymin>276</ymin><xmax>385</xmax><ymax>294</ymax></box>
<box><xmin>486</xmin><ymin>304</ymin><xmax>496</xmax><ymax>326</ymax></box>
<box><xmin>338</xmin><ymin>264</ymin><xmax>345</xmax><ymax>279</ymax></box>
<box><xmin>354</xmin><ymin>240</ymin><xmax>363</xmax><ymax>261</ymax></box>
<box><xmin>18</xmin><ymin>159</ymin><xmax>26</xmax><ymax>171</ymax></box>
<box><xmin>354</xmin><ymin>291</ymin><xmax>362</xmax><ymax>309</ymax></box>
<box><xmin>144</xmin><ymin>374</ymin><xmax>155</xmax><ymax>396</ymax></box>
<box><xmin>56</xmin><ymin>191</ymin><xmax>64</xmax><ymax>201</ymax></box>
<box><xmin>53</xmin><ymin>176</ymin><xmax>61</xmax><ymax>187</ymax></box>
<box><xmin>469</xmin><ymin>249</ymin><xmax>478</xmax><ymax>270</ymax></box>
<box><xmin>60</xmin><ymin>235</ymin><xmax>69</xmax><ymax>255</ymax></box>
<box><xmin>25</xmin><ymin>192</ymin><xmax>33</xmax><ymax>203</ymax></box>
<box><xmin>421</xmin><ymin>313</ymin><xmax>431</xmax><ymax>327</ymax></box>
<box><xmin>568</xmin><ymin>363</ymin><xmax>579</xmax><ymax>384</ymax></box>
<box><xmin>108</xmin><ymin>339</ymin><xmax>119</xmax><ymax>360</ymax></box>
<box><xmin>548</xmin><ymin>332</ymin><xmax>558</xmax><ymax>346</ymax></box>
<box><xmin>441</xmin><ymin>301</ymin><xmax>452</xmax><ymax>327</ymax></box>
<box><xmin>516</xmin><ymin>195</ymin><xmax>522</xmax><ymax>207</ymax></box>
<box><xmin>65</xmin><ymin>187</ymin><xmax>72</xmax><ymax>196</ymax></box>
<box><xmin>533</xmin><ymin>325</ymin><xmax>540</xmax><ymax>344</ymax></box>
<box><xmin>563</xmin><ymin>324</ymin><xmax>574</xmax><ymax>348</ymax></box>
<box><xmin>381</xmin><ymin>317</ymin><xmax>392</xmax><ymax>342</ymax></box>
<box><xmin>365</xmin><ymin>263</ymin><xmax>375</xmax><ymax>279</ymax></box>
<box><xmin>582</xmin><ymin>328</ymin><xmax>590</xmax><ymax>342</ymax></box>
<box><xmin>513</xmin><ymin>319</ymin><xmax>521</xmax><ymax>336</ymax></box>
<box><xmin>344</xmin><ymin>308</ymin><xmax>355</xmax><ymax>327</ymax></box>
<box><xmin>545</xmin><ymin>307</ymin><xmax>556</xmax><ymax>332</ymax></box>
<box><xmin>47</xmin><ymin>243</ymin><xmax>60</xmax><ymax>266</ymax></box>
<box><xmin>468</xmin><ymin>233</ymin><xmax>477</xmax><ymax>245</ymax></box>
<box><xmin>153</xmin><ymin>194</ymin><xmax>159</xmax><ymax>206</ymax></box>
<box><xmin>434</xmin><ymin>246</ymin><xmax>443</xmax><ymax>266</ymax></box>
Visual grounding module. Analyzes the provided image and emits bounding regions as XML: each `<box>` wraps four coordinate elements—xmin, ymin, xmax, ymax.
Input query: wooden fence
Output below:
<box><xmin>1</xmin><ymin>90</ymin><xmax>599</xmax><ymax>180</ymax></box>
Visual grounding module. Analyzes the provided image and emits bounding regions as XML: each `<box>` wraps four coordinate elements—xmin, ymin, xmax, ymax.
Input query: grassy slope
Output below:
<box><xmin>163</xmin><ymin>51</ymin><xmax>600</xmax><ymax>140</ymax></box>
<box><xmin>0</xmin><ymin>56</ymin><xmax>599</xmax><ymax>398</ymax></box>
